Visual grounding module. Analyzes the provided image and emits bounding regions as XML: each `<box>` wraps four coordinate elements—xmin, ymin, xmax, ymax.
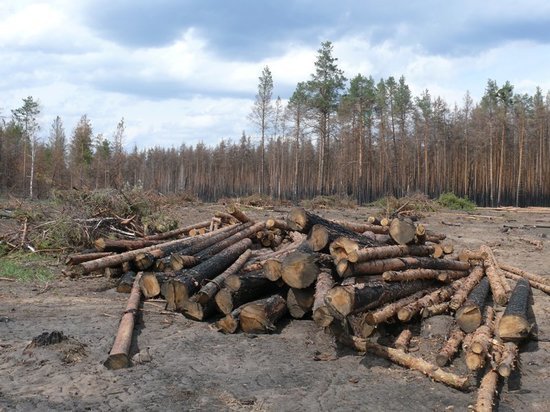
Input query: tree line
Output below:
<box><xmin>1</xmin><ymin>41</ymin><xmax>549</xmax><ymax>206</ymax></box>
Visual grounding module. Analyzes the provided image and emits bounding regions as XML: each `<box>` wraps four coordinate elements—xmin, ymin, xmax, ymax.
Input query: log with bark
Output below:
<box><xmin>226</xmin><ymin>204</ymin><xmax>253</xmax><ymax>223</ymax></box>
<box><xmin>307</xmin><ymin>222</ymin><xmax>381</xmax><ymax>253</ymax></box>
<box><xmin>116</xmin><ymin>271</ymin><xmax>137</xmax><ymax>293</ymax></box>
<box><xmin>448</xmin><ymin>265</ymin><xmax>485</xmax><ymax>311</ymax></box>
<box><xmin>286</xmin><ymin>286</ymin><xmax>315</xmax><ymax>319</ymax></box>
<box><xmin>325</xmin><ymin>279</ymin><xmax>434</xmax><ymax>318</ymax></box>
<box><xmin>94</xmin><ymin>237</ymin><xmax>163</xmax><ymax>252</ymax></box>
<box><xmin>239</xmin><ymin>294</ymin><xmax>287</xmax><ymax>333</ymax></box>
<box><xmin>499</xmin><ymin>262</ymin><xmax>550</xmax><ymax>286</ymax></box>
<box><xmin>181</xmin><ymin>295</ymin><xmax>218</xmax><ymax>321</ymax></box>
<box><xmin>455</xmin><ymin>276</ymin><xmax>490</xmax><ymax>333</ymax></box>
<box><xmin>215</xmin><ymin>306</ymin><xmax>243</xmax><ymax>334</ymax></box>
<box><xmin>465</xmin><ymin>306</ymin><xmax>495</xmax><ymax>371</ymax></box>
<box><xmin>364</xmin><ymin>290</ymin><xmax>433</xmax><ymax>325</ymax></box>
<box><xmin>347</xmin><ymin>244</ymin><xmax>435</xmax><ymax>263</ymax></box>
<box><xmin>502</xmin><ymin>270</ymin><xmax>550</xmax><ymax>295</ymax></box>
<box><xmin>312</xmin><ymin>269</ymin><xmax>336</xmax><ymax>327</ymax></box>
<box><xmin>382</xmin><ymin>268</ymin><xmax>468</xmax><ymax>283</ymax></box>
<box><xmin>389</xmin><ymin>218</ymin><xmax>417</xmax><ymax>245</ymax></box>
<box><xmin>65</xmin><ymin>251</ymin><xmax>114</xmax><ymax>266</ymax></box>
<box><xmin>143</xmin><ymin>220</ymin><xmax>211</xmax><ymax>240</ymax></box>
<box><xmin>435</xmin><ymin>326</ymin><xmax>466</xmax><ymax>367</ymax></box>
<box><xmin>394</xmin><ymin>328</ymin><xmax>413</xmax><ymax>352</ymax></box>
<box><xmin>498</xmin><ymin>278</ymin><xmax>533</xmax><ymax>341</ymax></box>
<box><xmin>480</xmin><ymin>245</ymin><xmax>509</xmax><ymax>306</ymax></box>
<box><xmin>475</xmin><ymin>369</ymin><xmax>499</xmax><ymax>412</ymax></box>
<box><xmin>495</xmin><ymin>342</ymin><xmax>519</xmax><ymax>377</ymax></box>
<box><xmin>397</xmin><ymin>283</ymin><xmax>459</xmax><ymax>322</ymax></box>
<box><xmin>104</xmin><ymin>272</ymin><xmax>142</xmax><ymax>370</ymax></box>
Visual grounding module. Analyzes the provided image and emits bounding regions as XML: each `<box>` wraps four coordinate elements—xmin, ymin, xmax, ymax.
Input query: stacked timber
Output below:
<box><xmin>70</xmin><ymin>205</ymin><xmax>547</xmax><ymax>408</ymax></box>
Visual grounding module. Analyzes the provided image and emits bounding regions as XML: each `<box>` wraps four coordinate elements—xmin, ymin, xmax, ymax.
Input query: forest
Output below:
<box><xmin>1</xmin><ymin>42</ymin><xmax>549</xmax><ymax>206</ymax></box>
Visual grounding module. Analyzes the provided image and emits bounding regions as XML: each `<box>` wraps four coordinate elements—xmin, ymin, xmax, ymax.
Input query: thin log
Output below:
<box><xmin>94</xmin><ymin>238</ymin><xmax>163</xmax><ymax>252</ymax></box>
<box><xmin>389</xmin><ymin>218</ymin><xmax>417</xmax><ymax>245</ymax></box>
<box><xmin>496</xmin><ymin>342</ymin><xmax>519</xmax><ymax>377</ymax></box>
<box><xmin>364</xmin><ymin>290</ymin><xmax>432</xmax><ymax>325</ymax></box>
<box><xmin>449</xmin><ymin>265</ymin><xmax>485</xmax><ymax>311</ymax></box>
<box><xmin>475</xmin><ymin>369</ymin><xmax>499</xmax><ymax>412</ymax></box>
<box><xmin>382</xmin><ymin>268</ymin><xmax>467</xmax><ymax>282</ymax></box>
<box><xmin>499</xmin><ymin>262</ymin><xmax>550</xmax><ymax>286</ymax></box>
<box><xmin>342</xmin><ymin>256</ymin><xmax>470</xmax><ymax>277</ymax></box>
<box><xmin>350</xmin><ymin>337</ymin><xmax>470</xmax><ymax>391</ymax></box>
<box><xmin>104</xmin><ymin>272</ymin><xmax>142</xmax><ymax>370</ymax></box>
<box><xmin>394</xmin><ymin>329</ymin><xmax>413</xmax><ymax>352</ymax></box>
<box><xmin>397</xmin><ymin>283</ymin><xmax>458</xmax><ymax>322</ymax></box>
<box><xmin>239</xmin><ymin>294</ymin><xmax>287</xmax><ymax>333</ymax></box>
<box><xmin>226</xmin><ymin>204</ymin><xmax>253</xmax><ymax>223</ymax></box>
<box><xmin>143</xmin><ymin>220</ymin><xmax>211</xmax><ymax>240</ymax></box>
<box><xmin>348</xmin><ymin>244</ymin><xmax>435</xmax><ymax>263</ymax></box>
<box><xmin>65</xmin><ymin>251</ymin><xmax>114</xmax><ymax>266</ymax></box>
<box><xmin>465</xmin><ymin>306</ymin><xmax>495</xmax><ymax>371</ymax></box>
<box><xmin>325</xmin><ymin>279</ymin><xmax>433</xmax><ymax>317</ymax></box>
<box><xmin>503</xmin><ymin>271</ymin><xmax>550</xmax><ymax>294</ymax></box>
<box><xmin>287</xmin><ymin>287</ymin><xmax>315</xmax><ymax>319</ymax></box>
<box><xmin>455</xmin><ymin>276</ymin><xmax>490</xmax><ymax>333</ymax></box>
<box><xmin>458</xmin><ymin>248</ymin><xmax>485</xmax><ymax>262</ymax></box>
<box><xmin>312</xmin><ymin>269</ymin><xmax>336</xmax><ymax>327</ymax></box>
<box><xmin>480</xmin><ymin>245</ymin><xmax>509</xmax><ymax>306</ymax></box>
<box><xmin>498</xmin><ymin>278</ymin><xmax>533</xmax><ymax>341</ymax></box>
<box><xmin>214</xmin><ymin>211</ymin><xmax>240</xmax><ymax>224</ymax></box>
<box><xmin>334</xmin><ymin>219</ymin><xmax>389</xmax><ymax>235</ymax></box>
<box><xmin>195</xmin><ymin>249</ymin><xmax>252</xmax><ymax>305</ymax></box>
<box><xmin>421</xmin><ymin>301</ymin><xmax>450</xmax><ymax>318</ymax></box>
<box><xmin>347</xmin><ymin>314</ymin><xmax>377</xmax><ymax>338</ymax></box>
<box><xmin>436</xmin><ymin>326</ymin><xmax>466</xmax><ymax>367</ymax></box>
<box><xmin>192</xmin><ymin>222</ymin><xmax>263</xmax><ymax>261</ymax></box>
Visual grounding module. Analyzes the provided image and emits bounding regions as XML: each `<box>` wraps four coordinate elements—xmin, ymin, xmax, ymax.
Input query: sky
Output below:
<box><xmin>1</xmin><ymin>0</ymin><xmax>550</xmax><ymax>149</ymax></box>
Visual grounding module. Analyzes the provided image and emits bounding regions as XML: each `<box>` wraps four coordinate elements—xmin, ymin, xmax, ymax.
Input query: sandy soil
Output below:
<box><xmin>1</xmin><ymin>206</ymin><xmax>549</xmax><ymax>411</ymax></box>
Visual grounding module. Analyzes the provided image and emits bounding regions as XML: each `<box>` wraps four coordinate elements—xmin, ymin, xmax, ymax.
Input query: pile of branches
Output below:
<box><xmin>67</xmin><ymin>206</ymin><xmax>548</xmax><ymax>411</ymax></box>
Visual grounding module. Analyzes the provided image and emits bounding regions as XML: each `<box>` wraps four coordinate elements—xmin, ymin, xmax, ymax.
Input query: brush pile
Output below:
<box><xmin>66</xmin><ymin>205</ymin><xmax>548</xmax><ymax>411</ymax></box>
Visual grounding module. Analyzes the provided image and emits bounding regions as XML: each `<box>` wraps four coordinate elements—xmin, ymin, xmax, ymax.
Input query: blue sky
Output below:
<box><xmin>1</xmin><ymin>0</ymin><xmax>550</xmax><ymax>149</ymax></box>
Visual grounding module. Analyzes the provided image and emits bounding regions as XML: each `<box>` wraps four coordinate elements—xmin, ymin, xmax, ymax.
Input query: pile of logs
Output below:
<box><xmin>67</xmin><ymin>206</ymin><xmax>548</xmax><ymax>411</ymax></box>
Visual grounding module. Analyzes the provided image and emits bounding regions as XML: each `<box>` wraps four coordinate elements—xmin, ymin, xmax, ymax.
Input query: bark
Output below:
<box><xmin>455</xmin><ymin>276</ymin><xmax>490</xmax><ymax>333</ymax></box>
<box><xmin>448</xmin><ymin>265</ymin><xmax>485</xmax><ymax>311</ymax></box>
<box><xmin>312</xmin><ymin>269</ymin><xmax>336</xmax><ymax>327</ymax></box>
<box><xmin>436</xmin><ymin>326</ymin><xmax>466</xmax><ymax>367</ymax></box>
<box><xmin>342</xmin><ymin>256</ymin><xmax>470</xmax><ymax>277</ymax></box>
<box><xmin>498</xmin><ymin>278</ymin><xmax>533</xmax><ymax>341</ymax></box>
<box><xmin>364</xmin><ymin>290</ymin><xmax>432</xmax><ymax>325</ymax></box>
<box><xmin>325</xmin><ymin>279</ymin><xmax>434</xmax><ymax>317</ymax></box>
<box><xmin>286</xmin><ymin>286</ymin><xmax>315</xmax><ymax>319</ymax></box>
<box><xmin>348</xmin><ymin>244</ymin><xmax>435</xmax><ymax>263</ymax></box>
<box><xmin>195</xmin><ymin>249</ymin><xmax>252</xmax><ymax>305</ymax></box>
<box><xmin>104</xmin><ymin>272</ymin><xmax>142</xmax><ymax>370</ymax></box>
<box><xmin>350</xmin><ymin>337</ymin><xmax>470</xmax><ymax>391</ymax></box>
<box><xmin>239</xmin><ymin>294</ymin><xmax>287</xmax><ymax>333</ymax></box>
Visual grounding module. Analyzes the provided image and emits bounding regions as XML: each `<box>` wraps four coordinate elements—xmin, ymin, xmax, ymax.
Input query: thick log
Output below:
<box><xmin>389</xmin><ymin>218</ymin><xmax>417</xmax><ymax>245</ymax></box>
<box><xmin>325</xmin><ymin>279</ymin><xmax>433</xmax><ymax>317</ymax></box>
<box><xmin>265</xmin><ymin>218</ymin><xmax>290</xmax><ymax>231</ymax></box>
<box><xmin>116</xmin><ymin>271</ymin><xmax>136</xmax><ymax>293</ymax></box>
<box><xmin>364</xmin><ymin>290</ymin><xmax>432</xmax><ymax>325</ymax></box>
<box><xmin>167</xmin><ymin>238</ymin><xmax>253</xmax><ymax>311</ymax></box>
<box><xmin>104</xmin><ymin>272</ymin><xmax>142</xmax><ymax>370</ymax></box>
<box><xmin>480</xmin><ymin>245</ymin><xmax>509</xmax><ymax>306</ymax></box>
<box><xmin>195</xmin><ymin>249</ymin><xmax>252</xmax><ymax>305</ymax></box>
<box><xmin>281</xmin><ymin>251</ymin><xmax>319</xmax><ymax>289</ymax></box>
<box><xmin>94</xmin><ymin>238</ymin><xmax>163</xmax><ymax>252</ymax></box>
<box><xmin>143</xmin><ymin>220</ymin><xmax>211</xmax><ymax>240</ymax></box>
<box><xmin>239</xmin><ymin>294</ymin><xmax>287</xmax><ymax>333</ymax></box>
<box><xmin>397</xmin><ymin>283</ymin><xmax>458</xmax><ymax>322</ymax></box>
<box><xmin>395</xmin><ymin>329</ymin><xmax>413</xmax><ymax>352</ymax></box>
<box><xmin>264</xmin><ymin>259</ymin><xmax>283</xmax><ymax>281</ymax></box>
<box><xmin>350</xmin><ymin>337</ymin><xmax>470</xmax><ymax>391</ymax></box>
<box><xmin>382</xmin><ymin>268</ymin><xmax>467</xmax><ymax>282</ymax></box>
<box><xmin>312</xmin><ymin>269</ymin><xmax>336</xmax><ymax>327</ymax></box>
<box><xmin>449</xmin><ymin>265</ymin><xmax>485</xmax><ymax>311</ymax></box>
<box><xmin>499</xmin><ymin>262</ymin><xmax>550</xmax><ymax>286</ymax></box>
<box><xmin>169</xmin><ymin>253</ymin><xmax>198</xmax><ymax>271</ymax></box>
<box><xmin>498</xmin><ymin>278</ymin><xmax>533</xmax><ymax>341</ymax></box>
<box><xmin>104</xmin><ymin>266</ymin><xmax>123</xmax><ymax>278</ymax></box>
<box><xmin>333</xmin><ymin>219</ymin><xmax>390</xmax><ymax>235</ymax></box>
<box><xmin>475</xmin><ymin>369</ymin><xmax>499</xmax><ymax>412</ymax></box>
<box><xmin>287</xmin><ymin>287</ymin><xmax>315</xmax><ymax>319</ymax></box>
<box><xmin>75</xmin><ymin>224</ymin><xmax>236</xmax><ymax>275</ymax></box>
<box><xmin>181</xmin><ymin>295</ymin><xmax>218</xmax><ymax>321</ymax></box>
<box><xmin>133</xmin><ymin>251</ymin><xmax>160</xmax><ymax>271</ymax></box>
<box><xmin>215</xmin><ymin>273</ymin><xmax>280</xmax><ymax>315</ymax></box>
<box><xmin>308</xmin><ymin>223</ymin><xmax>381</xmax><ymax>253</ymax></box>
<box><xmin>226</xmin><ymin>204</ymin><xmax>253</xmax><ymax>223</ymax></box>
<box><xmin>215</xmin><ymin>307</ymin><xmax>243</xmax><ymax>334</ymax></box>
<box><xmin>139</xmin><ymin>272</ymin><xmax>174</xmax><ymax>299</ymax></box>
<box><xmin>65</xmin><ymin>251</ymin><xmax>114</xmax><ymax>265</ymax></box>
<box><xmin>455</xmin><ymin>276</ymin><xmax>490</xmax><ymax>333</ymax></box>
<box><xmin>348</xmin><ymin>244</ymin><xmax>435</xmax><ymax>263</ymax></box>
<box><xmin>342</xmin><ymin>256</ymin><xmax>470</xmax><ymax>277</ymax></box>
<box><xmin>502</xmin><ymin>271</ymin><xmax>550</xmax><ymax>294</ymax></box>
<box><xmin>436</xmin><ymin>326</ymin><xmax>466</xmax><ymax>367</ymax></box>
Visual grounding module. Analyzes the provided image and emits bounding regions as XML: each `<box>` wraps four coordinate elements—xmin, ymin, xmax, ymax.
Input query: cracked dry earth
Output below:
<box><xmin>1</xmin><ymin>207</ymin><xmax>549</xmax><ymax>411</ymax></box>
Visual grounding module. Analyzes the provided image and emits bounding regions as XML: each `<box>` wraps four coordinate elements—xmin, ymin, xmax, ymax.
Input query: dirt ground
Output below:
<box><xmin>1</xmin><ymin>206</ymin><xmax>549</xmax><ymax>412</ymax></box>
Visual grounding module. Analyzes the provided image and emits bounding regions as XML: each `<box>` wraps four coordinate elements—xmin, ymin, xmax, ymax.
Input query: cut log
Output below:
<box><xmin>342</xmin><ymin>256</ymin><xmax>470</xmax><ymax>277</ymax></box>
<box><xmin>65</xmin><ymin>251</ymin><xmax>114</xmax><ymax>266</ymax></box>
<box><xmin>139</xmin><ymin>272</ymin><xmax>160</xmax><ymax>298</ymax></box>
<box><xmin>502</xmin><ymin>270</ymin><xmax>550</xmax><ymax>295</ymax></box>
<box><xmin>382</xmin><ymin>268</ymin><xmax>467</xmax><ymax>282</ymax></box>
<box><xmin>498</xmin><ymin>278</ymin><xmax>533</xmax><ymax>341</ymax></box>
<box><xmin>496</xmin><ymin>342</ymin><xmax>519</xmax><ymax>377</ymax></box>
<box><xmin>499</xmin><ymin>262</ymin><xmax>550</xmax><ymax>286</ymax></box>
<box><xmin>195</xmin><ymin>249</ymin><xmax>252</xmax><ymax>305</ymax></box>
<box><xmin>364</xmin><ymin>290</ymin><xmax>432</xmax><ymax>325</ymax></box>
<box><xmin>226</xmin><ymin>204</ymin><xmax>252</xmax><ymax>223</ymax></box>
<box><xmin>397</xmin><ymin>283</ymin><xmax>458</xmax><ymax>322</ymax></box>
<box><xmin>325</xmin><ymin>279</ymin><xmax>433</xmax><ymax>318</ymax></box>
<box><xmin>169</xmin><ymin>253</ymin><xmax>198</xmax><ymax>271</ymax></box>
<box><xmin>215</xmin><ymin>307</ymin><xmax>243</xmax><ymax>334</ymax></box>
<box><xmin>239</xmin><ymin>294</ymin><xmax>287</xmax><ymax>333</ymax></box>
<box><xmin>480</xmin><ymin>245</ymin><xmax>509</xmax><ymax>306</ymax></box>
<box><xmin>215</xmin><ymin>274</ymin><xmax>280</xmax><ymax>315</ymax></box>
<box><xmin>308</xmin><ymin>223</ymin><xmax>381</xmax><ymax>253</ymax></box>
<box><xmin>421</xmin><ymin>302</ymin><xmax>450</xmax><ymax>318</ymax></box>
<box><xmin>350</xmin><ymin>337</ymin><xmax>470</xmax><ymax>391</ymax></box>
<box><xmin>448</xmin><ymin>265</ymin><xmax>485</xmax><ymax>311</ymax></box>
<box><xmin>333</xmin><ymin>219</ymin><xmax>389</xmax><ymax>235</ymax></box>
<box><xmin>281</xmin><ymin>251</ymin><xmax>319</xmax><ymax>289</ymax></box>
<box><xmin>389</xmin><ymin>218</ymin><xmax>417</xmax><ymax>245</ymax></box>
<box><xmin>394</xmin><ymin>329</ymin><xmax>413</xmax><ymax>352</ymax></box>
<box><xmin>347</xmin><ymin>313</ymin><xmax>377</xmax><ymax>338</ymax></box>
<box><xmin>181</xmin><ymin>295</ymin><xmax>218</xmax><ymax>321</ymax></box>
<box><xmin>116</xmin><ymin>271</ymin><xmax>136</xmax><ymax>293</ymax></box>
<box><xmin>287</xmin><ymin>287</ymin><xmax>315</xmax><ymax>319</ymax></box>
<box><xmin>133</xmin><ymin>251</ymin><xmax>161</xmax><ymax>271</ymax></box>
<box><xmin>475</xmin><ymin>369</ymin><xmax>499</xmax><ymax>412</ymax></box>
<box><xmin>455</xmin><ymin>276</ymin><xmax>490</xmax><ymax>333</ymax></box>
<box><xmin>465</xmin><ymin>306</ymin><xmax>495</xmax><ymax>371</ymax></box>
<box><xmin>104</xmin><ymin>272</ymin><xmax>142</xmax><ymax>370</ymax></box>
<box><xmin>367</xmin><ymin>216</ymin><xmax>381</xmax><ymax>225</ymax></box>
<box><xmin>104</xmin><ymin>266</ymin><xmax>123</xmax><ymax>278</ymax></box>
<box><xmin>94</xmin><ymin>238</ymin><xmax>163</xmax><ymax>252</ymax></box>
<box><xmin>264</xmin><ymin>259</ymin><xmax>283</xmax><ymax>281</ymax></box>
<box><xmin>348</xmin><ymin>244</ymin><xmax>435</xmax><ymax>263</ymax></box>
<box><xmin>143</xmin><ymin>220</ymin><xmax>211</xmax><ymax>240</ymax></box>
<box><xmin>312</xmin><ymin>269</ymin><xmax>336</xmax><ymax>327</ymax></box>
<box><xmin>435</xmin><ymin>326</ymin><xmax>466</xmax><ymax>367</ymax></box>
<box><xmin>458</xmin><ymin>248</ymin><xmax>485</xmax><ymax>262</ymax></box>
<box><xmin>265</xmin><ymin>218</ymin><xmax>289</xmax><ymax>231</ymax></box>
